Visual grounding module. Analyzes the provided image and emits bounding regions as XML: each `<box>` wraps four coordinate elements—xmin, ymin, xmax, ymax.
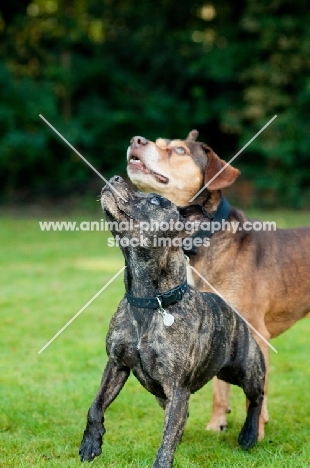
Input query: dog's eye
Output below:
<box><xmin>174</xmin><ymin>146</ymin><xmax>187</xmax><ymax>155</ymax></box>
<box><xmin>149</xmin><ymin>197</ymin><xmax>161</xmax><ymax>206</ymax></box>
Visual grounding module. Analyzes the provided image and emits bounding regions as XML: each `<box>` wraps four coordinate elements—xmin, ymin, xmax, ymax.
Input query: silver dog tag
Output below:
<box><xmin>162</xmin><ymin>310</ymin><xmax>174</xmax><ymax>327</ymax></box>
<box><xmin>156</xmin><ymin>297</ymin><xmax>175</xmax><ymax>327</ymax></box>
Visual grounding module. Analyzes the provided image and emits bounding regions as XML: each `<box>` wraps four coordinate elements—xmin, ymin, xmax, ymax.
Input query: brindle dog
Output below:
<box><xmin>79</xmin><ymin>176</ymin><xmax>265</xmax><ymax>468</ymax></box>
<box><xmin>127</xmin><ymin>130</ymin><xmax>310</xmax><ymax>439</ymax></box>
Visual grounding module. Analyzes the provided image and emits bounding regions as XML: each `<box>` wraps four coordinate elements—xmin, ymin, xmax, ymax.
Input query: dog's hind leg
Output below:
<box><xmin>79</xmin><ymin>358</ymin><xmax>130</xmax><ymax>462</ymax></box>
<box><xmin>206</xmin><ymin>377</ymin><xmax>231</xmax><ymax>432</ymax></box>
<box><xmin>237</xmin><ymin>341</ymin><xmax>266</xmax><ymax>450</ymax></box>
<box><xmin>249</xmin><ymin>328</ymin><xmax>270</xmax><ymax>440</ymax></box>
<box><xmin>238</xmin><ymin>393</ymin><xmax>264</xmax><ymax>450</ymax></box>
<box><xmin>153</xmin><ymin>386</ymin><xmax>190</xmax><ymax>468</ymax></box>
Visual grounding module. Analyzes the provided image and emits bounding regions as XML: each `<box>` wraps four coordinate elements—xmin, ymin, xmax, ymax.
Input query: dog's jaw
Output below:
<box><xmin>127</xmin><ymin>146</ymin><xmax>170</xmax><ymax>188</ymax></box>
<box><xmin>101</xmin><ymin>189</ymin><xmax>120</xmax><ymax>222</ymax></box>
<box><xmin>101</xmin><ymin>180</ymin><xmax>135</xmax><ymax>223</ymax></box>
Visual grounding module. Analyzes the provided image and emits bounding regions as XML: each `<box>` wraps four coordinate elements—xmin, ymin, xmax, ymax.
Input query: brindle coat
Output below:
<box><xmin>126</xmin><ymin>130</ymin><xmax>310</xmax><ymax>438</ymax></box>
<box><xmin>79</xmin><ymin>176</ymin><xmax>265</xmax><ymax>468</ymax></box>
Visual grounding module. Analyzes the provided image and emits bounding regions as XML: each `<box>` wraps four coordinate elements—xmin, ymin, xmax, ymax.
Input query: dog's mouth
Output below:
<box><xmin>102</xmin><ymin>186</ymin><xmax>135</xmax><ymax>222</ymax></box>
<box><xmin>128</xmin><ymin>153</ymin><xmax>169</xmax><ymax>185</ymax></box>
<box><xmin>104</xmin><ymin>204</ymin><xmax>134</xmax><ymax>224</ymax></box>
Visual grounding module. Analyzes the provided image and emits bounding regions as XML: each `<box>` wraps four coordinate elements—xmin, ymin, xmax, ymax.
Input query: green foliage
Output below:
<box><xmin>234</xmin><ymin>0</ymin><xmax>310</xmax><ymax>207</ymax></box>
<box><xmin>0</xmin><ymin>1</ymin><xmax>309</xmax><ymax>206</ymax></box>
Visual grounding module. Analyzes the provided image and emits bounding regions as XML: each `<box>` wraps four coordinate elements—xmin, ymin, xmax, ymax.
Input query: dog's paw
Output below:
<box><xmin>79</xmin><ymin>436</ymin><xmax>102</xmax><ymax>462</ymax></box>
<box><xmin>79</xmin><ymin>426</ymin><xmax>105</xmax><ymax>462</ymax></box>
<box><xmin>238</xmin><ymin>426</ymin><xmax>257</xmax><ymax>450</ymax></box>
<box><xmin>205</xmin><ymin>417</ymin><xmax>227</xmax><ymax>432</ymax></box>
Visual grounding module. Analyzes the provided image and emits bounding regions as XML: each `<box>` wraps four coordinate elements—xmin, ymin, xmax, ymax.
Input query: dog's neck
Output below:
<box><xmin>123</xmin><ymin>245</ymin><xmax>187</xmax><ymax>297</ymax></box>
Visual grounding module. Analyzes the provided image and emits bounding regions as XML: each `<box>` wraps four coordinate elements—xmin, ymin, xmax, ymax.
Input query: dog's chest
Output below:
<box><xmin>109</xmin><ymin>324</ymin><xmax>172</xmax><ymax>379</ymax></box>
<box><xmin>107</xmin><ymin>302</ymin><xmax>235</xmax><ymax>395</ymax></box>
<box><xmin>107</xmin><ymin>311</ymin><xmax>197</xmax><ymax>391</ymax></box>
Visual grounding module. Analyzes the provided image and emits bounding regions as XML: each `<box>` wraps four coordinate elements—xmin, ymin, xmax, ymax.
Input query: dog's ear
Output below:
<box><xmin>186</xmin><ymin>129</ymin><xmax>199</xmax><ymax>141</ymax></box>
<box><xmin>202</xmin><ymin>145</ymin><xmax>240</xmax><ymax>190</ymax></box>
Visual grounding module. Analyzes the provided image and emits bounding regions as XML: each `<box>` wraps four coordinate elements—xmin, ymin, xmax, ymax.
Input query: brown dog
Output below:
<box><xmin>127</xmin><ymin>130</ymin><xmax>310</xmax><ymax>439</ymax></box>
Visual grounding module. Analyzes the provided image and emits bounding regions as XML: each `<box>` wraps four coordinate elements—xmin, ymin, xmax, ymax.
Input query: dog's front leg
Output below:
<box><xmin>79</xmin><ymin>358</ymin><xmax>130</xmax><ymax>462</ymax></box>
<box><xmin>153</xmin><ymin>385</ymin><xmax>190</xmax><ymax>468</ymax></box>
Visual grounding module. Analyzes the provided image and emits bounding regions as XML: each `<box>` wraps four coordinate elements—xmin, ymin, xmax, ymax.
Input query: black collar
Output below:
<box><xmin>126</xmin><ymin>280</ymin><xmax>188</xmax><ymax>309</ymax></box>
<box><xmin>183</xmin><ymin>195</ymin><xmax>231</xmax><ymax>255</ymax></box>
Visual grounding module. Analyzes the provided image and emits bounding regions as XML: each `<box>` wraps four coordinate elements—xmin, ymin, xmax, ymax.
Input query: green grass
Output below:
<box><xmin>1</xmin><ymin>209</ymin><xmax>310</xmax><ymax>467</ymax></box>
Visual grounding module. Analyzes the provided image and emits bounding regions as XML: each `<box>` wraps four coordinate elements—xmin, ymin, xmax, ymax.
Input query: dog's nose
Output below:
<box><xmin>111</xmin><ymin>175</ymin><xmax>124</xmax><ymax>183</ymax></box>
<box><xmin>130</xmin><ymin>136</ymin><xmax>149</xmax><ymax>149</ymax></box>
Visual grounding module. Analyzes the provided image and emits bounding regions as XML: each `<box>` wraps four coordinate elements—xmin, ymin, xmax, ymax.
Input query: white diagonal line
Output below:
<box><xmin>190</xmin><ymin>115</ymin><xmax>277</xmax><ymax>202</ymax></box>
<box><xmin>190</xmin><ymin>266</ymin><xmax>277</xmax><ymax>353</ymax></box>
<box><xmin>39</xmin><ymin>114</ymin><xmax>126</xmax><ymax>202</ymax></box>
<box><xmin>38</xmin><ymin>266</ymin><xmax>126</xmax><ymax>354</ymax></box>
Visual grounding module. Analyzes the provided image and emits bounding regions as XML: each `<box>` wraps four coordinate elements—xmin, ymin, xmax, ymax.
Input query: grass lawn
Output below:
<box><xmin>1</xmin><ymin>208</ymin><xmax>310</xmax><ymax>467</ymax></box>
